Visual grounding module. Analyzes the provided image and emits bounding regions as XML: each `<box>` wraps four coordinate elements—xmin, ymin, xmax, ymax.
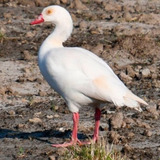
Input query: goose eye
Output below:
<box><xmin>46</xmin><ymin>9</ymin><xmax>53</xmax><ymax>15</ymax></box>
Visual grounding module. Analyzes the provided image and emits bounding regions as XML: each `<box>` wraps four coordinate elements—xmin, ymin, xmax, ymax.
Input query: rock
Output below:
<box><xmin>26</xmin><ymin>31</ymin><xmax>35</xmax><ymax>38</ymax></box>
<box><xmin>46</xmin><ymin>115</ymin><xmax>53</xmax><ymax>119</ymax></box>
<box><xmin>17</xmin><ymin>124</ymin><xmax>25</xmax><ymax>129</ymax></box>
<box><xmin>8</xmin><ymin>110</ymin><xmax>15</xmax><ymax>116</ymax></box>
<box><xmin>136</xmin><ymin>119</ymin><xmax>151</xmax><ymax>129</ymax></box>
<box><xmin>109</xmin><ymin>112</ymin><xmax>123</xmax><ymax>129</ymax></box>
<box><xmin>61</xmin><ymin>122</ymin><xmax>68</xmax><ymax>128</ymax></box>
<box><xmin>59</xmin><ymin>127</ymin><xmax>65</xmax><ymax>132</ymax></box>
<box><xmin>4</xmin><ymin>87</ymin><xmax>13</xmax><ymax>95</ymax></box>
<box><xmin>141</xmin><ymin>68</ymin><xmax>151</xmax><ymax>78</ymax></box>
<box><xmin>34</xmin><ymin>112</ymin><xmax>42</xmax><ymax>117</ymax></box>
<box><xmin>90</xmin><ymin>28</ymin><xmax>100</xmax><ymax>35</ymax></box>
<box><xmin>123</xmin><ymin>144</ymin><xmax>132</xmax><ymax>153</ymax></box>
<box><xmin>152</xmin><ymin>73</ymin><xmax>157</xmax><ymax>79</ymax></box>
<box><xmin>148</xmin><ymin>64</ymin><xmax>157</xmax><ymax>73</ymax></box>
<box><xmin>38</xmin><ymin>90</ymin><xmax>46</xmax><ymax>96</ymax></box>
<box><xmin>97</xmin><ymin>26</ymin><xmax>104</xmax><ymax>34</ymax></box>
<box><xmin>27</xmin><ymin>77</ymin><xmax>36</xmax><ymax>82</ymax></box>
<box><xmin>54</xmin><ymin>106</ymin><xmax>59</xmax><ymax>111</ymax></box>
<box><xmin>71</xmin><ymin>13</ymin><xmax>77</xmax><ymax>23</ymax></box>
<box><xmin>0</xmin><ymin>26</ymin><xmax>6</xmax><ymax>35</ymax></box>
<box><xmin>158</xmin><ymin>101</ymin><xmax>160</xmax><ymax>110</ymax></box>
<box><xmin>154</xmin><ymin>80</ymin><xmax>160</xmax><ymax>88</ymax></box>
<box><xmin>0</xmin><ymin>87</ymin><xmax>7</xmax><ymax>95</ymax></box>
<box><xmin>36</xmin><ymin>78</ymin><xmax>44</xmax><ymax>84</ymax></box>
<box><xmin>17</xmin><ymin>0</ymin><xmax>35</xmax><ymax>6</ymax></box>
<box><xmin>126</xmin><ymin>66</ymin><xmax>136</xmax><ymax>78</ymax></box>
<box><xmin>71</xmin><ymin>0</ymin><xmax>88</xmax><ymax>10</ymax></box>
<box><xmin>120</xmin><ymin>72</ymin><xmax>132</xmax><ymax>83</ymax></box>
<box><xmin>121</xmin><ymin>121</ymin><xmax>126</xmax><ymax>128</ymax></box>
<box><xmin>103</xmin><ymin>2</ymin><xmax>121</xmax><ymax>12</ymax></box>
<box><xmin>60</xmin><ymin>0</ymin><xmax>68</xmax><ymax>4</ymax></box>
<box><xmin>124</xmin><ymin>117</ymin><xmax>135</xmax><ymax>125</ymax></box>
<box><xmin>109</xmin><ymin>131</ymin><xmax>120</xmax><ymax>143</ymax></box>
<box><xmin>49</xmin><ymin>155</ymin><xmax>55</xmax><ymax>160</ymax></box>
<box><xmin>94</xmin><ymin>0</ymin><xmax>103</xmax><ymax>4</ymax></box>
<box><xmin>34</xmin><ymin>0</ymin><xmax>50</xmax><ymax>7</ymax></box>
<box><xmin>91</xmin><ymin>43</ymin><xmax>104</xmax><ymax>56</ymax></box>
<box><xmin>3</xmin><ymin>13</ymin><xmax>12</xmax><ymax>19</ymax></box>
<box><xmin>81</xmin><ymin>0</ymin><xmax>89</xmax><ymax>3</ymax></box>
<box><xmin>29</xmin><ymin>117</ymin><xmax>42</xmax><ymax>124</ymax></box>
<box><xmin>17</xmin><ymin>76</ymin><xmax>25</xmax><ymax>83</ymax></box>
<box><xmin>143</xmin><ymin>130</ymin><xmax>152</xmax><ymax>137</ymax></box>
<box><xmin>22</xmin><ymin>68</ymin><xmax>30</xmax><ymax>74</ymax></box>
<box><xmin>141</xmin><ymin>122</ymin><xmax>151</xmax><ymax>129</ymax></box>
<box><xmin>146</xmin><ymin>103</ymin><xmax>159</xmax><ymax>118</ymax></box>
<box><xmin>135</xmin><ymin>65</ymin><xmax>142</xmax><ymax>78</ymax></box>
<box><xmin>124</xmin><ymin>12</ymin><xmax>132</xmax><ymax>22</ymax></box>
<box><xmin>54</xmin><ymin>114</ymin><xmax>60</xmax><ymax>118</ymax></box>
<box><xmin>79</xmin><ymin>21</ymin><xmax>88</xmax><ymax>30</ymax></box>
<box><xmin>23</xmin><ymin>50</ymin><xmax>32</xmax><ymax>61</ymax></box>
<box><xmin>100</xmin><ymin>123</ymin><xmax>109</xmax><ymax>131</ymax></box>
<box><xmin>127</xmin><ymin>132</ymin><xmax>135</xmax><ymax>139</ymax></box>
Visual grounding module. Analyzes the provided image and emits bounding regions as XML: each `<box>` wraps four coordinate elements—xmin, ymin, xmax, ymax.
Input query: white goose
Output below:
<box><xmin>30</xmin><ymin>5</ymin><xmax>148</xmax><ymax>147</ymax></box>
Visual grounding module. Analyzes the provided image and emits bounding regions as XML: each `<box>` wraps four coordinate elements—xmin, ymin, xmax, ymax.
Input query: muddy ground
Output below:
<box><xmin>0</xmin><ymin>0</ymin><xmax>160</xmax><ymax>159</ymax></box>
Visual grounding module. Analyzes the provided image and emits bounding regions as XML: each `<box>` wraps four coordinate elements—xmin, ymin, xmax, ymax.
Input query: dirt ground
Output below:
<box><xmin>0</xmin><ymin>0</ymin><xmax>160</xmax><ymax>159</ymax></box>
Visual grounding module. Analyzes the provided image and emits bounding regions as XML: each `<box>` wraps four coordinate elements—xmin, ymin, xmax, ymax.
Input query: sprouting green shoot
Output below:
<box><xmin>61</xmin><ymin>138</ymin><xmax>127</xmax><ymax>160</ymax></box>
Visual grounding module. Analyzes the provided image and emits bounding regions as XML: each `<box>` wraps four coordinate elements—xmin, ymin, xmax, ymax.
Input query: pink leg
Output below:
<box><xmin>52</xmin><ymin>112</ymin><xmax>81</xmax><ymax>147</ymax></box>
<box><xmin>79</xmin><ymin>108</ymin><xmax>101</xmax><ymax>145</ymax></box>
<box><xmin>93</xmin><ymin>108</ymin><xmax>101</xmax><ymax>142</ymax></box>
<box><xmin>52</xmin><ymin>108</ymin><xmax>101</xmax><ymax>147</ymax></box>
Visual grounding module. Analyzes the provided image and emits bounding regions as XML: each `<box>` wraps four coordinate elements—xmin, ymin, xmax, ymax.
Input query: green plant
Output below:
<box><xmin>28</xmin><ymin>96</ymin><xmax>34</xmax><ymax>106</ymax></box>
<box><xmin>0</xmin><ymin>31</ymin><xmax>5</xmax><ymax>43</ymax></box>
<box><xmin>50</xmin><ymin>103</ymin><xmax>56</xmax><ymax>111</ymax></box>
<box><xmin>61</xmin><ymin>138</ymin><xmax>126</xmax><ymax>160</ymax></box>
<box><xmin>18</xmin><ymin>147</ymin><xmax>25</xmax><ymax>158</ymax></box>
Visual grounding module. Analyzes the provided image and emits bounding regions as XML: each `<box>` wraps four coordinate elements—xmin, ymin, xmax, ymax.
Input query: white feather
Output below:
<box><xmin>36</xmin><ymin>5</ymin><xmax>148</xmax><ymax>113</ymax></box>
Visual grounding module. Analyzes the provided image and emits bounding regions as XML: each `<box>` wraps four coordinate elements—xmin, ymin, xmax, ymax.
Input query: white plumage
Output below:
<box><xmin>31</xmin><ymin>5</ymin><xmax>148</xmax><ymax>147</ymax></box>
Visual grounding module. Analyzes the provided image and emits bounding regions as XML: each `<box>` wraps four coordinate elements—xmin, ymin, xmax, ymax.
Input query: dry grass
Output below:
<box><xmin>62</xmin><ymin>138</ymin><xmax>127</xmax><ymax>160</ymax></box>
<box><xmin>0</xmin><ymin>31</ymin><xmax>5</xmax><ymax>43</ymax></box>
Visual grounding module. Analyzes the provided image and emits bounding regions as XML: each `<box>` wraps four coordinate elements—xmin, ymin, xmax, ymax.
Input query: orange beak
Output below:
<box><xmin>30</xmin><ymin>14</ymin><xmax>44</xmax><ymax>25</ymax></box>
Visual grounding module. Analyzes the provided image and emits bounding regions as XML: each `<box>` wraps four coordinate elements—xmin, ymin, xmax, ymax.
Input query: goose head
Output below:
<box><xmin>31</xmin><ymin>5</ymin><xmax>72</xmax><ymax>25</ymax></box>
<box><xmin>30</xmin><ymin>5</ymin><xmax>73</xmax><ymax>43</ymax></box>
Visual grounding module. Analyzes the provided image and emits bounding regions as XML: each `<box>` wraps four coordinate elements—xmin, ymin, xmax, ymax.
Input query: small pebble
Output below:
<box><xmin>29</xmin><ymin>117</ymin><xmax>42</xmax><ymax>124</ymax></box>
<box><xmin>144</xmin><ymin>130</ymin><xmax>152</xmax><ymax>137</ymax></box>
<box><xmin>109</xmin><ymin>131</ymin><xmax>120</xmax><ymax>143</ymax></box>
<box><xmin>146</xmin><ymin>103</ymin><xmax>159</xmax><ymax>119</ymax></box>
<box><xmin>128</xmin><ymin>132</ymin><xmax>135</xmax><ymax>138</ymax></box>
<box><xmin>124</xmin><ymin>117</ymin><xmax>135</xmax><ymax>125</ymax></box>
<box><xmin>59</xmin><ymin>127</ymin><xmax>65</xmax><ymax>132</ymax></box>
<box><xmin>34</xmin><ymin>112</ymin><xmax>42</xmax><ymax>117</ymax></box>
<box><xmin>123</xmin><ymin>144</ymin><xmax>132</xmax><ymax>152</ymax></box>
<box><xmin>109</xmin><ymin>112</ymin><xmax>123</xmax><ymax>129</ymax></box>
<box><xmin>17</xmin><ymin>124</ymin><xmax>25</xmax><ymax>129</ymax></box>
<box><xmin>141</xmin><ymin>68</ymin><xmax>151</xmax><ymax>78</ymax></box>
<box><xmin>79</xmin><ymin>20</ymin><xmax>88</xmax><ymax>30</ymax></box>
<box><xmin>120</xmin><ymin>72</ymin><xmax>132</xmax><ymax>83</ymax></box>
<box><xmin>60</xmin><ymin>0</ymin><xmax>68</xmax><ymax>4</ymax></box>
<box><xmin>47</xmin><ymin>115</ymin><xmax>54</xmax><ymax>119</ymax></box>
<box><xmin>54</xmin><ymin>114</ymin><xmax>60</xmax><ymax>118</ymax></box>
<box><xmin>23</xmin><ymin>50</ymin><xmax>32</xmax><ymax>60</ymax></box>
<box><xmin>91</xmin><ymin>43</ymin><xmax>104</xmax><ymax>55</ymax></box>
<box><xmin>8</xmin><ymin>110</ymin><xmax>15</xmax><ymax>116</ymax></box>
<box><xmin>49</xmin><ymin>155</ymin><xmax>55</xmax><ymax>160</ymax></box>
<box><xmin>38</xmin><ymin>90</ymin><xmax>46</xmax><ymax>96</ymax></box>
